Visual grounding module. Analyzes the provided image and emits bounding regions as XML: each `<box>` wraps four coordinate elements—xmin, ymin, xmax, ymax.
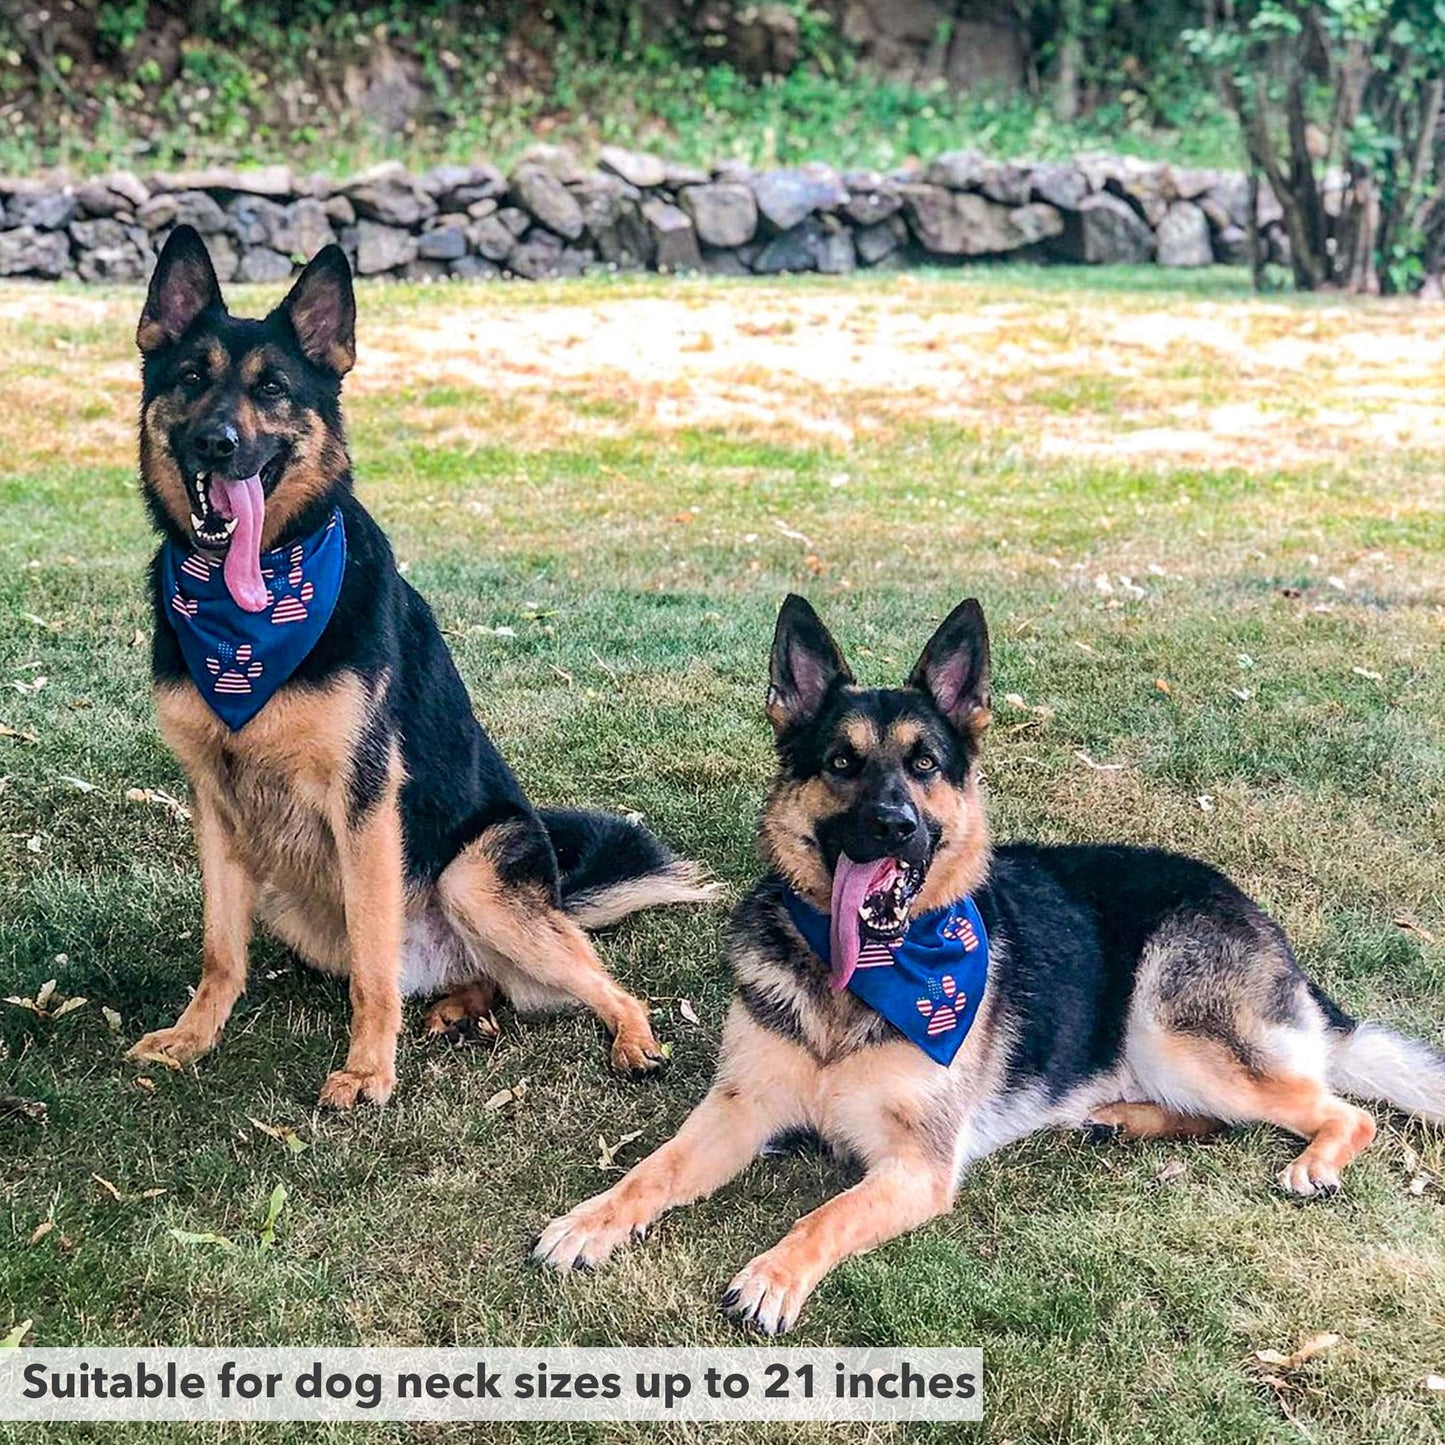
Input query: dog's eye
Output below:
<box><xmin>178</xmin><ymin>366</ymin><xmax>204</xmax><ymax>391</ymax></box>
<box><xmin>828</xmin><ymin>751</ymin><xmax>857</xmax><ymax>774</ymax></box>
<box><xmin>913</xmin><ymin>753</ymin><xmax>938</xmax><ymax>775</ymax></box>
<box><xmin>257</xmin><ymin>377</ymin><xmax>286</xmax><ymax>399</ymax></box>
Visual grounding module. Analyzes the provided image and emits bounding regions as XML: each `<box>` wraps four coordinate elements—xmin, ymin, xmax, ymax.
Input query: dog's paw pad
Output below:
<box><xmin>318</xmin><ymin>1066</ymin><xmax>395</xmax><ymax>1110</ymax></box>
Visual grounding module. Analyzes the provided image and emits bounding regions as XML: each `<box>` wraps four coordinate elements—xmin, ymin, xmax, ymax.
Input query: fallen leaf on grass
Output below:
<box><xmin>597</xmin><ymin>1130</ymin><xmax>644</xmax><ymax>1169</ymax></box>
<box><xmin>27</xmin><ymin>1221</ymin><xmax>54</xmax><ymax>1247</ymax></box>
<box><xmin>0</xmin><ymin>723</ymin><xmax>38</xmax><ymax>743</ymax></box>
<box><xmin>1252</xmin><ymin>1332</ymin><xmax>1341</xmax><ymax>1371</ymax></box>
<box><xmin>484</xmin><ymin>1081</ymin><xmax>528</xmax><ymax>1112</ymax></box>
<box><xmin>102</xmin><ymin>1006</ymin><xmax>122</xmax><ymax>1033</ymax></box>
<box><xmin>58</xmin><ymin>774</ymin><xmax>97</xmax><ymax>793</ymax></box>
<box><xmin>1154</xmin><ymin>678</ymin><xmax>1172</xmax><ymax>696</ymax></box>
<box><xmin>248</xmin><ymin>1118</ymin><xmax>309</xmax><ymax>1155</ymax></box>
<box><xmin>1395</xmin><ymin>915</ymin><xmax>1436</xmax><ymax>944</ymax></box>
<box><xmin>124</xmin><ymin>787</ymin><xmax>191</xmax><ymax>823</ymax></box>
<box><xmin>1351</xmin><ymin>666</ymin><xmax>1383</xmax><ymax>682</ymax></box>
<box><xmin>4</xmin><ymin>984</ymin><xmax>86</xmax><ymax>1023</ymax></box>
<box><xmin>1</xmin><ymin>1321</ymin><xmax>32</xmax><ymax>1349</ymax></box>
<box><xmin>1425</xmin><ymin>1374</ymin><xmax>1445</xmax><ymax>1392</ymax></box>
<box><xmin>258</xmin><ymin>1183</ymin><xmax>288</xmax><ymax>1250</ymax></box>
<box><xmin>94</xmin><ymin>1175</ymin><xmax>166</xmax><ymax>1204</ymax></box>
<box><xmin>1152</xmin><ymin>1159</ymin><xmax>1187</xmax><ymax>1187</ymax></box>
<box><xmin>678</xmin><ymin>999</ymin><xmax>700</xmax><ymax>1025</ymax></box>
<box><xmin>1074</xmin><ymin>751</ymin><xmax>1125</xmax><ymax>772</ymax></box>
<box><xmin>134</xmin><ymin>1077</ymin><xmax>156</xmax><ymax>1093</ymax></box>
<box><xmin>170</xmin><ymin>1229</ymin><xmax>237</xmax><ymax>1252</ymax></box>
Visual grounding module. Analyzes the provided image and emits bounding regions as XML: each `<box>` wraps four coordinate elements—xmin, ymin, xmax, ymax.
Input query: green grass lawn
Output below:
<box><xmin>1</xmin><ymin>267</ymin><xmax>1443</xmax><ymax>1444</ymax></box>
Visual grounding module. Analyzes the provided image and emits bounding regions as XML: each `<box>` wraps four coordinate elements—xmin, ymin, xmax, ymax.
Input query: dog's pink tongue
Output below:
<box><xmin>217</xmin><ymin>474</ymin><xmax>268</xmax><ymax>613</ymax></box>
<box><xmin>828</xmin><ymin>855</ymin><xmax>894</xmax><ymax>992</ymax></box>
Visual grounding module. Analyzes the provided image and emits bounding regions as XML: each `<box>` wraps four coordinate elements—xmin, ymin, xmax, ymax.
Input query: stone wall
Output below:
<box><xmin>0</xmin><ymin>146</ymin><xmax>1281</xmax><ymax>285</ymax></box>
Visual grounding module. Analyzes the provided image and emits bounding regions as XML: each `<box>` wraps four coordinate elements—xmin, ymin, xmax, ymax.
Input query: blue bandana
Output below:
<box><xmin>160</xmin><ymin>509</ymin><xmax>346</xmax><ymax>730</ymax></box>
<box><xmin>782</xmin><ymin>885</ymin><xmax>989</xmax><ymax>1066</ymax></box>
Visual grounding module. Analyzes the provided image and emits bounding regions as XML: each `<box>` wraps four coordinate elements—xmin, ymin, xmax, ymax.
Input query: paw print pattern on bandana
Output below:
<box><xmin>171</xmin><ymin>593</ymin><xmax>198</xmax><ymax>619</ymax></box>
<box><xmin>180</xmin><ymin>554</ymin><xmax>215</xmax><ymax>583</ymax></box>
<box><xmin>856</xmin><ymin>936</ymin><xmax>900</xmax><ymax>970</ymax></box>
<box><xmin>206</xmin><ymin>640</ymin><xmax>263</xmax><ymax>696</ymax></box>
<box><xmin>941</xmin><ymin>913</ymin><xmax>982</xmax><ymax>951</ymax></box>
<box><xmin>264</xmin><ymin>545</ymin><xmax>315</xmax><ymax>625</ymax></box>
<box><xmin>915</xmin><ymin>973</ymin><xmax>962</xmax><ymax>1036</ymax></box>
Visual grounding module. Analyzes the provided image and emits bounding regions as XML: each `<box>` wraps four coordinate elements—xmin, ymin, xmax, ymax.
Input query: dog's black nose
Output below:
<box><xmin>868</xmin><ymin>803</ymin><xmax>918</xmax><ymax>844</ymax></box>
<box><xmin>194</xmin><ymin>422</ymin><xmax>239</xmax><ymax>464</ymax></box>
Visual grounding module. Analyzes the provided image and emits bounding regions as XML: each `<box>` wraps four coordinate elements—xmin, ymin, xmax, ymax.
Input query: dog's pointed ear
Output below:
<box><xmin>276</xmin><ymin>245</ymin><xmax>356</xmax><ymax>375</ymax></box>
<box><xmin>138</xmin><ymin>226</ymin><xmax>222</xmax><ymax>353</ymax></box>
<box><xmin>767</xmin><ymin>594</ymin><xmax>854</xmax><ymax>734</ymax></box>
<box><xmin>908</xmin><ymin>598</ymin><xmax>991</xmax><ymax>738</ymax></box>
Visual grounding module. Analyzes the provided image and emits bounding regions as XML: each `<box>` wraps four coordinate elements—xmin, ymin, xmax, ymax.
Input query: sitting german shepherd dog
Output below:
<box><xmin>537</xmin><ymin>594</ymin><xmax>1445</xmax><ymax>1333</ymax></box>
<box><xmin>128</xmin><ymin>226</ymin><xmax>714</xmax><ymax>1106</ymax></box>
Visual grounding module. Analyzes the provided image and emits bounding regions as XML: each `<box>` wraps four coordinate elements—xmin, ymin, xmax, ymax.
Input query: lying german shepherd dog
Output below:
<box><xmin>127</xmin><ymin>225</ymin><xmax>714</xmax><ymax>1107</ymax></box>
<box><xmin>538</xmin><ymin>594</ymin><xmax>1445</xmax><ymax>1333</ymax></box>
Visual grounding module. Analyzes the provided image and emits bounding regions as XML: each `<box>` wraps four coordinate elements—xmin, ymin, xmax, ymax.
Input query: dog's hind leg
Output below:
<box><xmin>128</xmin><ymin>785</ymin><xmax>256</xmax><ymax>1067</ymax></box>
<box><xmin>436</xmin><ymin>820</ymin><xmax>665</xmax><ymax>1073</ymax></box>
<box><xmin>1087</xmin><ymin>1101</ymin><xmax>1224</xmax><ymax>1139</ymax></box>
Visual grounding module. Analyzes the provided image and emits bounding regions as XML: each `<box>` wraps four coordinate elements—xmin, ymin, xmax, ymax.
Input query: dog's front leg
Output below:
<box><xmin>319</xmin><ymin>790</ymin><xmax>405</xmax><ymax>1109</ymax></box>
<box><xmin>128</xmin><ymin>786</ymin><xmax>256</xmax><ymax>1067</ymax></box>
<box><xmin>534</xmin><ymin>1079</ymin><xmax>791</xmax><ymax>1271</ymax></box>
<box><xmin>723</xmin><ymin>1156</ymin><xmax>953</xmax><ymax>1335</ymax></box>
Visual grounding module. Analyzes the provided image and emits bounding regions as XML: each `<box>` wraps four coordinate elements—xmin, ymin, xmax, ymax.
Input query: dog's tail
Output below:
<box><xmin>1314</xmin><ymin>982</ymin><xmax>1445</xmax><ymax>1122</ymax></box>
<box><xmin>537</xmin><ymin>806</ymin><xmax>723</xmax><ymax>930</ymax></box>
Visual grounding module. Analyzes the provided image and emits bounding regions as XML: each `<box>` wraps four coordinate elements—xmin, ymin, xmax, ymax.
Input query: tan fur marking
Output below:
<box><xmin>259</xmin><ymin>412</ymin><xmax>349</xmax><ymax>548</ymax></box>
<box><xmin>887</xmin><ymin>718</ymin><xmax>926</xmax><ymax>752</ymax></box>
<box><xmin>914</xmin><ymin>773</ymin><xmax>991</xmax><ymax>912</ymax></box>
<box><xmin>840</xmin><ymin>715</ymin><xmax>880</xmax><ymax>754</ymax></box>
<box><xmin>424</xmin><ymin>981</ymin><xmax>500</xmax><ymax>1039</ymax></box>
<box><xmin>437</xmin><ymin>825</ymin><xmax>664</xmax><ymax>1072</ymax></box>
<box><xmin>1090</xmin><ymin>1101</ymin><xmax>1224</xmax><ymax>1139</ymax></box>
<box><xmin>758</xmin><ymin>775</ymin><xmax>843</xmax><ymax>909</ymax></box>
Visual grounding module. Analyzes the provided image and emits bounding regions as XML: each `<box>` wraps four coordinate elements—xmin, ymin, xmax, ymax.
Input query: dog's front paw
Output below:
<box><xmin>126</xmin><ymin>1024</ymin><xmax>215</xmax><ymax>1069</ymax></box>
<box><xmin>1276</xmin><ymin>1154</ymin><xmax>1342</xmax><ymax>1198</ymax></box>
<box><xmin>533</xmin><ymin>1193</ymin><xmax>646</xmax><ymax>1272</ymax></box>
<box><xmin>318</xmin><ymin>1065</ymin><xmax>396</xmax><ymax>1109</ymax></box>
<box><xmin>721</xmin><ymin>1249</ymin><xmax>815</xmax><ymax>1336</ymax></box>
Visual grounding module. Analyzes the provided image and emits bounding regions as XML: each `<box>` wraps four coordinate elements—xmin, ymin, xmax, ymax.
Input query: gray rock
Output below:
<box><xmin>204</xmin><ymin>234</ymin><xmax>240</xmax><ymax>282</ymax></box>
<box><xmin>750</xmin><ymin>166</ymin><xmax>847</xmax><ymax>231</ymax></box>
<box><xmin>841</xmin><ymin>173</ymin><xmax>903</xmax><ymax>227</ymax></box>
<box><xmin>854</xmin><ymin>216</ymin><xmax>906</xmax><ymax>265</ymax></box>
<box><xmin>752</xmin><ymin>217</ymin><xmax>825</xmax><ymax>274</ymax></box>
<box><xmin>323</xmin><ymin>195</ymin><xmax>356</xmax><ymax>227</ymax></box>
<box><xmin>1173</xmin><ymin>167</ymin><xmax>1228</xmax><ymax>202</ymax></box>
<box><xmin>980</xmin><ymin>161</ymin><xmax>1032</xmax><ymax>206</ymax></box>
<box><xmin>508</xmin><ymin>229</ymin><xmax>566</xmax><ymax>279</ymax></box>
<box><xmin>400</xmin><ymin>259</ymin><xmax>452</xmax><ymax>282</ymax></box>
<box><xmin>713</xmin><ymin>158</ymin><xmax>753</xmax><ymax>184</ymax></box>
<box><xmin>226</xmin><ymin>196</ymin><xmax>292</xmax><ymax>249</ymax></box>
<box><xmin>136</xmin><ymin>190</ymin><xmax>229</xmax><ymax>234</ymax></box>
<box><xmin>418</xmin><ymin>225</ymin><xmax>468</xmax><ymax>261</ymax></box>
<box><xmin>1051</xmin><ymin>193</ymin><xmax>1156</xmax><ymax>264</ymax></box>
<box><xmin>1156</xmin><ymin>202</ymin><xmax>1213</xmax><ymax>267</ymax></box>
<box><xmin>450</xmin><ymin>255</ymin><xmax>501</xmax><ymax>281</ymax></box>
<box><xmin>423</xmin><ymin>162</ymin><xmax>506</xmax><ymax>210</ymax></box>
<box><xmin>468</xmin><ymin>214</ymin><xmax>518</xmax><ymax>262</ymax></box>
<box><xmin>641</xmin><ymin>199</ymin><xmax>701</xmax><ymax>271</ymax></box>
<box><xmin>701</xmin><ymin>247</ymin><xmax>754</xmax><ymax>276</ymax></box>
<box><xmin>902</xmin><ymin>186</ymin><xmax>1061</xmax><ymax>255</ymax></box>
<box><xmin>516</xmin><ymin>143</ymin><xmax>587</xmax><ymax>185</ymax></box>
<box><xmin>75</xmin><ymin>170</ymin><xmax>148</xmax><ymax>217</ymax></box>
<box><xmin>149</xmin><ymin>165</ymin><xmax>294</xmax><ymax>197</ymax></box>
<box><xmin>1105</xmin><ymin>165</ymin><xmax>1170</xmax><ymax>227</ymax></box>
<box><xmin>355</xmin><ymin>219</ymin><xmax>418</xmax><ymax>274</ymax></box>
<box><xmin>574</xmin><ymin>176</ymin><xmax>652</xmax><ymax>269</ymax></box>
<box><xmin>4</xmin><ymin>184</ymin><xmax>76</xmax><ymax>230</ymax></box>
<box><xmin>238</xmin><ymin>247</ymin><xmax>295</xmax><ymax>283</ymax></box>
<box><xmin>598</xmin><ymin>145</ymin><xmax>667</xmax><ymax>189</ymax></box>
<box><xmin>508</xmin><ymin>165</ymin><xmax>585</xmax><ymax>241</ymax></box>
<box><xmin>343</xmin><ymin>163</ymin><xmax>437</xmax><ymax>227</ymax></box>
<box><xmin>1214</xmin><ymin>223</ymin><xmax>1251</xmax><ymax>265</ymax></box>
<box><xmin>665</xmin><ymin>162</ymin><xmax>712</xmax><ymax>188</ymax></box>
<box><xmin>497</xmin><ymin>207</ymin><xmax>531</xmax><ymax>238</ymax></box>
<box><xmin>1029</xmin><ymin>162</ymin><xmax>1090</xmax><ymax>211</ymax></box>
<box><xmin>924</xmin><ymin>150</ymin><xmax>986</xmax><ymax>191</ymax></box>
<box><xmin>0</xmin><ymin>225</ymin><xmax>70</xmax><ymax>277</ymax></box>
<box><xmin>74</xmin><ymin>221</ymin><xmax>150</xmax><ymax>282</ymax></box>
<box><xmin>556</xmin><ymin>245</ymin><xmax>595</xmax><ymax>278</ymax></box>
<box><xmin>678</xmin><ymin>182</ymin><xmax>757</xmax><ymax>248</ymax></box>
<box><xmin>287</xmin><ymin>198</ymin><xmax>336</xmax><ymax>259</ymax></box>
<box><xmin>817</xmin><ymin>222</ymin><xmax>856</xmax><ymax>275</ymax></box>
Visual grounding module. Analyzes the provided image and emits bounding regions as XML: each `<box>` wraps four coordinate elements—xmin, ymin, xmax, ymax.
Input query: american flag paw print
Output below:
<box><xmin>916</xmin><ymin>974</ymin><xmax>962</xmax><ymax>1036</ymax></box>
<box><xmin>941</xmin><ymin>913</ymin><xmax>981</xmax><ymax>951</ymax></box>
<box><xmin>206</xmin><ymin>640</ymin><xmax>263</xmax><ymax>695</ymax></box>
<box><xmin>856</xmin><ymin>936</ymin><xmax>900</xmax><ymax>970</ymax></box>
<box><xmin>264</xmin><ymin>545</ymin><xmax>314</xmax><ymax>624</ymax></box>
<box><xmin>170</xmin><ymin>593</ymin><xmax>198</xmax><ymax>620</ymax></box>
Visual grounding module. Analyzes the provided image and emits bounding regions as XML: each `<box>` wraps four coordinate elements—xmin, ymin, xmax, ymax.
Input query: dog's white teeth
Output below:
<box><xmin>190</xmin><ymin>513</ymin><xmax>204</xmax><ymax>530</ymax></box>
<box><xmin>222</xmin><ymin>517</ymin><xmax>238</xmax><ymax>535</ymax></box>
